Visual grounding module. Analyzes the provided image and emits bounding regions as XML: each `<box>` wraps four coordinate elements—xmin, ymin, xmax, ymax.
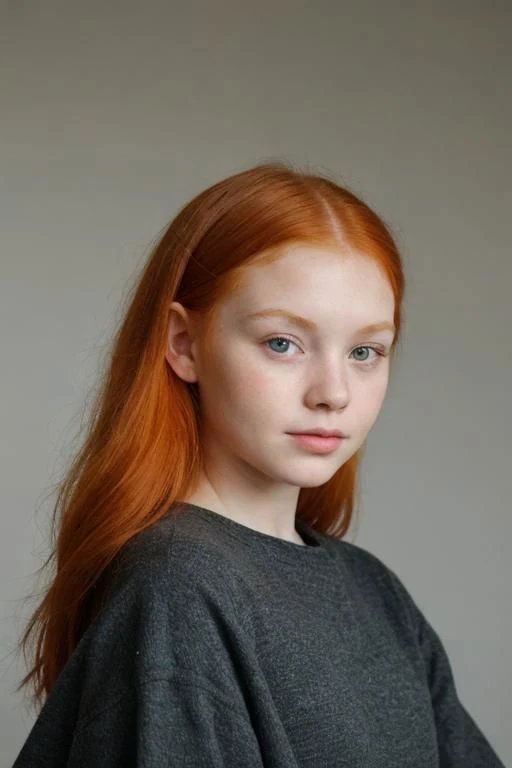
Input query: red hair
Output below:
<box><xmin>16</xmin><ymin>161</ymin><xmax>405</xmax><ymax>710</ymax></box>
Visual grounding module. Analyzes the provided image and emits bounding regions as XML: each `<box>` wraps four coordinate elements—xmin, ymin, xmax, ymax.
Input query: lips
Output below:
<box><xmin>290</xmin><ymin>429</ymin><xmax>347</xmax><ymax>438</ymax></box>
<box><xmin>288</xmin><ymin>432</ymin><xmax>344</xmax><ymax>454</ymax></box>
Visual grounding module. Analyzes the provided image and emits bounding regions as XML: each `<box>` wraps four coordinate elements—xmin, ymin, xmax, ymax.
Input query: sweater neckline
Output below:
<box><xmin>172</xmin><ymin>502</ymin><xmax>331</xmax><ymax>564</ymax></box>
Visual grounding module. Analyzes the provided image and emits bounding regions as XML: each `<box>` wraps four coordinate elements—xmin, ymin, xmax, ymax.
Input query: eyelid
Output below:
<box><xmin>261</xmin><ymin>336</ymin><xmax>389</xmax><ymax>371</ymax></box>
<box><xmin>260</xmin><ymin>333</ymin><xmax>390</xmax><ymax>353</ymax></box>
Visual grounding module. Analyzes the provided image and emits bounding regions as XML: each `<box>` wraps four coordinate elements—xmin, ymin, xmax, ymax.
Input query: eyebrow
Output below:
<box><xmin>246</xmin><ymin>309</ymin><xmax>396</xmax><ymax>337</ymax></box>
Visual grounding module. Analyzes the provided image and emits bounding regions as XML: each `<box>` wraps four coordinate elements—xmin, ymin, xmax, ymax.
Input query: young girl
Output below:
<box><xmin>13</xmin><ymin>162</ymin><xmax>504</xmax><ymax>766</ymax></box>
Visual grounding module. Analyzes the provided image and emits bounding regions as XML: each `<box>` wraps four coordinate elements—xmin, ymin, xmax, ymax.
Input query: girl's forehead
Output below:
<box><xmin>225</xmin><ymin>258</ymin><xmax>393</xmax><ymax>317</ymax></box>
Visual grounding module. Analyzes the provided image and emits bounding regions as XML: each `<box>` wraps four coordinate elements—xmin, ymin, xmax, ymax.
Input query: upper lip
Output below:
<box><xmin>290</xmin><ymin>428</ymin><xmax>347</xmax><ymax>438</ymax></box>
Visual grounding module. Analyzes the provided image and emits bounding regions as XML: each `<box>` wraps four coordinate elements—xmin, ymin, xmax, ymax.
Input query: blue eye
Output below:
<box><xmin>352</xmin><ymin>346</ymin><xmax>372</xmax><ymax>362</ymax></box>
<box><xmin>264</xmin><ymin>337</ymin><xmax>299</xmax><ymax>355</ymax></box>
<box><xmin>262</xmin><ymin>336</ymin><xmax>387</xmax><ymax>366</ymax></box>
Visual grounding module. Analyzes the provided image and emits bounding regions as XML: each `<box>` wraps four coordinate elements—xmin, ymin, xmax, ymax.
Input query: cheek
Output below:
<box><xmin>229</xmin><ymin>364</ymin><xmax>290</xmax><ymax>430</ymax></box>
<box><xmin>356</xmin><ymin>374</ymin><xmax>389</xmax><ymax>422</ymax></box>
<box><xmin>231</xmin><ymin>369</ymin><xmax>275</xmax><ymax>414</ymax></box>
<box><xmin>208</xmin><ymin>349</ymin><xmax>268</xmax><ymax>411</ymax></box>
<box><xmin>368</xmin><ymin>370</ymin><xmax>389</xmax><ymax>399</ymax></box>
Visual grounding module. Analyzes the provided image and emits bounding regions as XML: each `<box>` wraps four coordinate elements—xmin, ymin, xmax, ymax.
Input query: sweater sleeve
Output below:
<box><xmin>65</xmin><ymin>673</ymin><xmax>264</xmax><ymax>768</ymax></box>
<box><xmin>386</xmin><ymin>569</ymin><xmax>506</xmax><ymax>767</ymax></box>
<box><xmin>12</xmin><ymin>544</ymin><xmax>267</xmax><ymax>768</ymax></box>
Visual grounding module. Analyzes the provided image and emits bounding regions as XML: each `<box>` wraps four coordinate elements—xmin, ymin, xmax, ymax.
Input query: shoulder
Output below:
<box><xmin>72</xmin><ymin>512</ymin><xmax>249</xmax><ymax>721</ymax></box>
<box><xmin>324</xmin><ymin>536</ymin><xmax>420</xmax><ymax>633</ymax></box>
<box><xmin>321</xmin><ymin>532</ymin><xmax>400</xmax><ymax>584</ymax></box>
<box><xmin>98</xmin><ymin>504</ymin><xmax>258</xmax><ymax>634</ymax></box>
<box><xmin>104</xmin><ymin>507</ymin><xmax>244</xmax><ymax>605</ymax></box>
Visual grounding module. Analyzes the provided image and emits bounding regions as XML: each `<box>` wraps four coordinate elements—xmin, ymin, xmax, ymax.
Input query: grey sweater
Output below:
<box><xmin>13</xmin><ymin>502</ymin><xmax>505</xmax><ymax>767</ymax></box>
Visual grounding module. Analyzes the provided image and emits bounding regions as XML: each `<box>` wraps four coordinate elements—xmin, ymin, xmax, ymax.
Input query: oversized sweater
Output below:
<box><xmin>12</xmin><ymin>502</ymin><xmax>505</xmax><ymax>767</ymax></box>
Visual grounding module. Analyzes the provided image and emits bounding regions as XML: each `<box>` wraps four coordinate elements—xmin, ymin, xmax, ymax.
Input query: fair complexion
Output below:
<box><xmin>165</xmin><ymin>243</ymin><xmax>395</xmax><ymax>545</ymax></box>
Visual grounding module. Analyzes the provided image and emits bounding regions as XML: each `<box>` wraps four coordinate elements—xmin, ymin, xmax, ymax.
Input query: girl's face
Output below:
<box><xmin>167</xmin><ymin>244</ymin><xmax>396</xmax><ymax>501</ymax></box>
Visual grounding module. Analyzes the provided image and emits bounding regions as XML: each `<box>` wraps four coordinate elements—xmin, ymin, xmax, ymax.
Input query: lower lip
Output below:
<box><xmin>287</xmin><ymin>433</ymin><xmax>345</xmax><ymax>454</ymax></box>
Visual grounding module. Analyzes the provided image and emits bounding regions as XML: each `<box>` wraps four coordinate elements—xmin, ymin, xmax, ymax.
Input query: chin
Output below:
<box><xmin>279</xmin><ymin>463</ymin><xmax>341</xmax><ymax>487</ymax></box>
<box><xmin>298</xmin><ymin>472</ymin><xmax>341</xmax><ymax>489</ymax></box>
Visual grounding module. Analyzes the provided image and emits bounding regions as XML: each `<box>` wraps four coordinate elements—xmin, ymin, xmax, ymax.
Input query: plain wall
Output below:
<box><xmin>1</xmin><ymin>1</ymin><xmax>510</xmax><ymax>764</ymax></box>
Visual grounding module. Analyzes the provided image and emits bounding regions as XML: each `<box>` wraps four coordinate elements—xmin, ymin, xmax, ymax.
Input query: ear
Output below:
<box><xmin>165</xmin><ymin>301</ymin><xmax>199</xmax><ymax>384</ymax></box>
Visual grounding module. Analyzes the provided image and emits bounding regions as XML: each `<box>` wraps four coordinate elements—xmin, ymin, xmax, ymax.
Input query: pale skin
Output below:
<box><xmin>165</xmin><ymin>243</ymin><xmax>396</xmax><ymax>545</ymax></box>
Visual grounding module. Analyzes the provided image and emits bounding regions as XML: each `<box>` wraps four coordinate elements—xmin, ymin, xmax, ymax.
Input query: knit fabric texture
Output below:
<box><xmin>13</xmin><ymin>502</ymin><xmax>505</xmax><ymax>767</ymax></box>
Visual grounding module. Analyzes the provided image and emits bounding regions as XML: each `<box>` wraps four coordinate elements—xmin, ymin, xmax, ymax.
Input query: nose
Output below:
<box><xmin>305</xmin><ymin>360</ymin><xmax>350</xmax><ymax>411</ymax></box>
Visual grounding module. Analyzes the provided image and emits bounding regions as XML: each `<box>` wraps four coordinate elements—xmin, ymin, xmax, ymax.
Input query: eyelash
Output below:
<box><xmin>261</xmin><ymin>335</ymin><xmax>389</xmax><ymax>367</ymax></box>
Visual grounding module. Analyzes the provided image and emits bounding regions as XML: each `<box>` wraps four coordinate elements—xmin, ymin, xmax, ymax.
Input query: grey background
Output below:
<box><xmin>1</xmin><ymin>1</ymin><xmax>510</xmax><ymax>765</ymax></box>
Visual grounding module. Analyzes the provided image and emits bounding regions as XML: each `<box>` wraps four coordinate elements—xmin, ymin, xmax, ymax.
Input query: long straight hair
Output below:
<box><xmin>16</xmin><ymin>161</ymin><xmax>405</xmax><ymax>710</ymax></box>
